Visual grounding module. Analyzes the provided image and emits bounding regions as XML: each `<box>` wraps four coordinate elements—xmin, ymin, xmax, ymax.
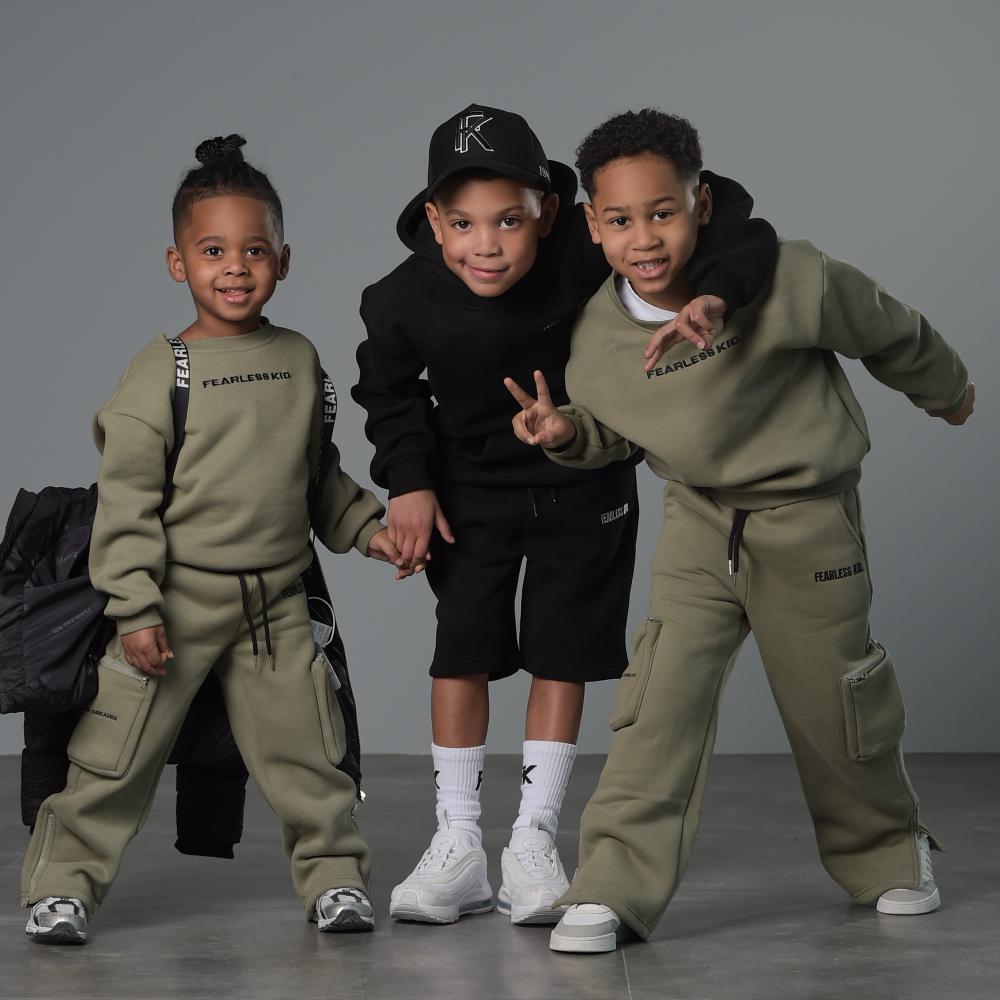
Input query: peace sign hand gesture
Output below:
<box><xmin>504</xmin><ymin>370</ymin><xmax>577</xmax><ymax>450</ymax></box>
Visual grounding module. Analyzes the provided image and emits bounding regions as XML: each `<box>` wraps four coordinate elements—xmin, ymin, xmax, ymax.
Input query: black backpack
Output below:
<box><xmin>0</xmin><ymin>338</ymin><xmax>364</xmax><ymax>795</ymax></box>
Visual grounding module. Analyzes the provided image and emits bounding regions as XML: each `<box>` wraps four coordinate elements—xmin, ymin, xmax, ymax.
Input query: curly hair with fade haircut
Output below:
<box><xmin>576</xmin><ymin>109</ymin><xmax>702</xmax><ymax>198</ymax></box>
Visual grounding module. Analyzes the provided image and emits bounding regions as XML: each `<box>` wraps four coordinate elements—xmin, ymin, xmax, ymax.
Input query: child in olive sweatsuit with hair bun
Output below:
<box><xmin>508</xmin><ymin>109</ymin><xmax>973</xmax><ymax>953</ymax></box>
<box><xmin>21</xmin><ymin>135</ymin><xmax>403</xmax><ymax>945</ymax></box>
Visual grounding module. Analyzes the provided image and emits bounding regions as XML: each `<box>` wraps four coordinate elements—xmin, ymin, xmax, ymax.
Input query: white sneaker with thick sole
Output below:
<box><xmin>389</xmin><ymin>815</ymin><xmax>493</xmax><ymax>924</ymax></box>
<box><xmin>25</xmin><ymin>896</ymin><xmax>87</xmax><ymax>945</ymax></box>
<box><xmin>498</xmin><ymin>815</ymin><xmax>569</xmax><ymax>925</ymax></box>
<box><xmin>550</xmin><ymin>902</ymin><xmax>626</xmax><ymax>953</ymax></box>
<box><xmin>310</xmin><ymin>887</ymin><xmax>375</xmax><ymax>932</ymax></box>
<box><xmin>876</xmin><ymin>834</ymin><xmax>941</xmax><ymax>915</ymax></box>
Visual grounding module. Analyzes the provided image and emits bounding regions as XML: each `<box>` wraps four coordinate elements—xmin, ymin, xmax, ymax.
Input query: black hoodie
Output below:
<box><xmin>353</xmin><ymin>162</ymin><xmax>777</xmax><ymax>496</ymax></box>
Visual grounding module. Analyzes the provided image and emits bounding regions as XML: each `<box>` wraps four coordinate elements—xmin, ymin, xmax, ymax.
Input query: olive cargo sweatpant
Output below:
<box><xmin>21</xmin><ymin>558</ymin><xmax>368</xmax><ymax>915</ymax></box>
<box><xmin>558</xmin><ymin>482</ymin><xmax>933</xmax><ymax>938</ymax></box>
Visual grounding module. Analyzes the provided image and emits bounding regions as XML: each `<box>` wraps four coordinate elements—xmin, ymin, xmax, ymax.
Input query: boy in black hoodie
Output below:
<box><xmin>352</xmin><ymin>103</ymin><xmax>777</xmax><ymax>926</ymax></box>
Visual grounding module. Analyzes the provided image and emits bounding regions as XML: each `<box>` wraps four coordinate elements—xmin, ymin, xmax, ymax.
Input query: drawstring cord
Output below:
<box><xmin>237</xmin><ymin>572</ymin><xmax>275</xmax><ymax>670</ymax></box>
<box><xmin>728</xmin><ymin>509</ymin><xmax>750</xmax><ymax>577</ymax></box>
<box><xmin>255</xmin><ymin>572</ymin><xmax>273</xmax><ymax>670</ymax></box>
<box><xmin>527</xmin><ymin>487</ymin><xmax>560</xmax><ymax>517</ymax></box>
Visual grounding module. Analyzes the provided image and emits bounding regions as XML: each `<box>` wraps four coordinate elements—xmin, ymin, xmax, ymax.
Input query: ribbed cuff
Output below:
<box><xmin>115</xmin><ymin>608</ymin><xmax>163</xmax><ymax>636</ymax></box>
<box><xmin>926</xmin><ymin>381</ymin><xmax>970</xmax><ymax>418</ymax></box>
<box><xmin>386</xmin><ymin>456</ymin><xmax>434</xmax><ymax>498</ymax></box>
<box><xmin>354</xmin><ymin>517</ymin><xmax>385</xmax><ymax>557</ymax></box>
<box><xmin>544</xmin><ymin>409</ymin><xmax>588</xmax><ymax>461</ymax></box>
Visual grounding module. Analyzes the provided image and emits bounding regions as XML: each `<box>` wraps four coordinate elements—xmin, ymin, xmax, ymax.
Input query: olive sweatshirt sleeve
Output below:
<box><xmin>817</xmin><ymin>252</ymin><xmax>970</xmax><ymax>415</ymax></box>
<box><xmin>313</xmin><ymin>441</ymin><xmax>386</xmax><ymax>556</ymax></box>
<box><xmin>545</xmin><ymin>404</ymin><xmax>639</xmax><ymax>471</ymax></box>
<box><xmin>352</xmin><ymin>282</ymin><xmax>437</xmax><ymax>498</ymax></box>
<box><xmin>89</xmin><ymin>346</ymin><xmax>176</xmax><ymax>636</ymax></box>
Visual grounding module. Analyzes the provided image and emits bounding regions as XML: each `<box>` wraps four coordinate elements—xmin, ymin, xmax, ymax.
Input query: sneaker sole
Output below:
<box><xmin>549</xmin><ymin>928</ymin><xmax>618</xmax><ymax>953</ymax></box>
<box><xmin>26</xmin><ymin>924</ymin><xmax>87</xmax><ymax>946</ymax></box>
<box><xmin>317</xmin><ymin>910</ymin><xmax>375</xmax><ymax>933</ymax></box>
<box><xmin>496</xmin><ymin>891</ymin><xmax>565</xmax><ymax>926</ymax></box>
<box><xmin>389</xmin><ymin>897</ymin><xmax>494</xmax><ymax>924</ymax></box>
<box><xmin>876</xmin><ymin>887</ymin><xmax>941</xmax><ymax>915</ymax></box>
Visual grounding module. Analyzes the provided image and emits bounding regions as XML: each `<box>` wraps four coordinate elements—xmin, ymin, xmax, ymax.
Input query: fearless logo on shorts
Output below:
<box><xmin>601</xmin><ymin>502</ymin><xmax>630</xmax><ymax>525</ymax></box>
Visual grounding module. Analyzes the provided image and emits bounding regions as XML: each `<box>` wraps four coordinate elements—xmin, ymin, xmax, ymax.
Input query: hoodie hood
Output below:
<box><xmin>395</xmin><ymin>158</ymin><xmax>580</xmax><ymax>263</ymax></box>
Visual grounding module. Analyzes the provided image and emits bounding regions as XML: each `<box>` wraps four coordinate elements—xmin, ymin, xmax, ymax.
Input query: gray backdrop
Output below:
<box><xmin>2</xmin><ymin>1</ymin><xmax>997</xmax><ymax>755</ymax></box>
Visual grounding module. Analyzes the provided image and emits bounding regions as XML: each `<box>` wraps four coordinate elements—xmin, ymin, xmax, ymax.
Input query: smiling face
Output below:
<box><xmin>583</xmin><ymin>152</ymin><xmax>711</xmax><ymax>313</ymax></box>
<box><xmin>424</xmin><ymin>174</ymin><xmax>558</xmax><ymax>297</ymax></box>
<box><xmin>166</xmin><ymin>194</ymin><xmax>289</xmax><ymax>338</ymax></box>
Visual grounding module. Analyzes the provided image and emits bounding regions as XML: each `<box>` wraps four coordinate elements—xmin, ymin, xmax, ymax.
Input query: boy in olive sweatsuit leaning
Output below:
<box><xmin>507</xmin><ymin>110</ymin><xmax>974</xmax><ymax>953</ymax></box>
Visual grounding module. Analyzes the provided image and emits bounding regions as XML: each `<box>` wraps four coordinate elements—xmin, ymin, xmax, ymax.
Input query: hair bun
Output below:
<box><xmin>194</xmin><ymin>134</ymin><xmax>247</xmax><ymax>166</ymax></box>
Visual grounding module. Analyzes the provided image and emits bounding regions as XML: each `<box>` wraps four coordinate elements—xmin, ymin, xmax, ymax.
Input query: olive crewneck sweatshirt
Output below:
<box><xmin>549</xmin><ymin>240</ymin><xmax>969</xmax><ymax>508</ymax></box>
<box><xmin>90</xmin><ymin>322</ymin><xmax>385</xmax><ymax>635</ymax></box>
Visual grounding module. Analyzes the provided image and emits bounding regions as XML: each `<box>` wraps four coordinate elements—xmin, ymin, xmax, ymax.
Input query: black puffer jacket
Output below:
<box><xmin>2</xmin><ymin>483</ymin><xmax>248</xmax><ymax>858</ymax></box>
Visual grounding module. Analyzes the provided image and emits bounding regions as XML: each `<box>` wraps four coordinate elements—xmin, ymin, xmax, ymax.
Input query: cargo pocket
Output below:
<box><xmin>311</xmin><ymin>651</ymin><xmax>346</xmax><ymax>766</ymax></box>
<box><xmin>66</xmin><ymin>655</ymin><xmax>157</xmax><ymax>778</ymax></box>
<box><xmin>609</xmin><ymin>618</ymin><xmax>662</xmax><ymax>731</ymax></box>
<box><xmin>840</xmin><ymin>641</ymin><xmax>906</xmax><ymax>761</ymax></box>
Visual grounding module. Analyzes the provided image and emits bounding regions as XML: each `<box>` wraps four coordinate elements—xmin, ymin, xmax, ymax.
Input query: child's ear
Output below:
<box><xmin>582</xmin><ymin>202</ymin><xmax>602</xmax><ymax>244</ymax></box>
<box><xmin>424</xmin><ymin>201</ymin><xmax>445</xmax><ymax>247</ymax></box>
<box><xmin>538</xmin><ymin>193</ymin><xmax>559</xmax><ymax>238</ymax></box>
<box><xmin>696</xmin><ymin>182</ymin><xmax>713</xmax><ymax>226</ymax></box>
<box><xmin>166</xmin><ymin>246</ymin><xmax>186</xmax><ymax>284</ymax></box>
<box><xmin>278</xmin><ymin>244</ymin><xmax>291</xmax><ymax>280</ymax></box>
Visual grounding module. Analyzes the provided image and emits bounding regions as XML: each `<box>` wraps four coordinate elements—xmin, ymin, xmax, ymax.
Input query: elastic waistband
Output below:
<box><xmin>695</xmin><ymin>468</ymin><xmax>861</xmax><ymax>512</ymax></box>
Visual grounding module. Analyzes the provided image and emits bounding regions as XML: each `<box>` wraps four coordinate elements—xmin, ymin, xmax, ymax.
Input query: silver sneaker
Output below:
<box><xmin>310</xmin><ymin>887</ymin><xmax>375</xmax><ymax>932</ymax></box>
<box><xmin>25</xmin><ymin>896</ymin><xmax>87</xmax><ymax>945</ymax></box>
<box><xmin>876</xmin><ymin>834</ymin><xmax>941</xmax><ymax>915</ymax></box>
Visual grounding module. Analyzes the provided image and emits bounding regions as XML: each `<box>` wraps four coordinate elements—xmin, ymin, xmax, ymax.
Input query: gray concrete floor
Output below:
<box><xmin>0</xmin><ymin>753</ymin><xmax>997</xmax><ymax>1000</ymax></box>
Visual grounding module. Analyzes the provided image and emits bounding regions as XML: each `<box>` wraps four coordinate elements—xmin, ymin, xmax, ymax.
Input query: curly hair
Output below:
<box><xmin>171</xmin><ymin>134</ymin><xmax>284</xmax><ymax>239</ymax></box>
<box><xmin>576</xmin><ymin>109</ymin><xmax>702</xmax><ymax>198</ymax></box>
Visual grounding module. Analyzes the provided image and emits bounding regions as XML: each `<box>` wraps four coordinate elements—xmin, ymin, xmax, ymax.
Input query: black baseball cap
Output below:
<box><xmin>397</xmin><ymin>103</ymin><xmax>578</xmax><ymax>252</ymax></box>
<box><xmin>425</xmin><ymin>103</ymin><xmax>553</xmax><ymax>197</ymax></box>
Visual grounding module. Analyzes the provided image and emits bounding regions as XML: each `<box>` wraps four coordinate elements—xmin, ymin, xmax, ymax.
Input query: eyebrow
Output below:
<box><xmin>602</xmin><ymin>196</ymin><xmax>679</xmax><ymax>214</ymax></box>
<box><xmin>194</xmin><ymin>235</ymin><xmax>272</xmax><ymax>244</ymax></box>
<box><xmin>444</xmin><ymin>204</ymin><xmax>527</xmax><ymax>217</ymax></box>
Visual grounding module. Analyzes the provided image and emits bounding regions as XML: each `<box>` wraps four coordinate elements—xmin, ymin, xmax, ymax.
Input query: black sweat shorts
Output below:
<box><xmin>425</xmin><ymin>463</ymin><xmax>639</xmax><ymax>682</ymax></box>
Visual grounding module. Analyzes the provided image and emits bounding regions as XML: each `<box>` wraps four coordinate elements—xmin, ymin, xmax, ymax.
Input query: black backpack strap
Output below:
<box><xmin>308</xmin><ymin>368</ymin><xmax>338</xmax><ymax>526</ymax></box>
<box><xmin>159</xmin><ymin>337</ymin><xmax>191</xmax><ymax>517</ymax></box>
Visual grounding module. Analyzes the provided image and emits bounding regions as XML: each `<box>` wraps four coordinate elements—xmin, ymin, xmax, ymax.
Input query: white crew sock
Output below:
<box><xmin>512</xmin><ymin>740</ymin><xmax>577</xmax><ymax>839</ymax></box>
<box><xmin>432</xmin><ymin>742</ymin><xmax>486</xmax><ymax>846</ymax></box>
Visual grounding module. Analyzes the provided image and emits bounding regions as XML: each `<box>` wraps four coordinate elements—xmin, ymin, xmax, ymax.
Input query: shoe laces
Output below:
<box><xmin>415</xmin><ymin>833</ymin><xmax>462</xmax><ymax>874</ymax></box>
<box><xmin>513</xmin><ymin>835</ymin><xmax>558</xmax><ymax>878</ymax></box>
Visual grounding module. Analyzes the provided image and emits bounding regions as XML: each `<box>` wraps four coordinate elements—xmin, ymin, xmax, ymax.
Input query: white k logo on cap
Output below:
<box><xmin>455</xmin><ymin>113</ymin><xmax>495</xmax><ymax>154</ymax></box>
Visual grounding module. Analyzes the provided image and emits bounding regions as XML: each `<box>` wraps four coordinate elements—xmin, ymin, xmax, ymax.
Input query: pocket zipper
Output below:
<box><xmin>846</xmin><ymin>640</ymin><xmax>886</xmax><ymax>685</ymax></box>
<box><xmin>103</xmin><ymin>657</ymin><xmax>151</xmax><ymax>687</ymax></box>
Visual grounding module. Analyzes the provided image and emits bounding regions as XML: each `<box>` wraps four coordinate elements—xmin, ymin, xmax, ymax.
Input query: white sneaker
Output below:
<box><xmin>25</xmin><ymin>896</ymin><xmax>87</xmax><ymax>945</ymax></box>
<box><xmin>311</xmin><ymin>887</ymin><xmax>375</xmax><ymax>932</ymax></box>
<box><xmin>498</xmin><ymin>815</ymin><xmax>569</xmax><ymax>925</ymax></box>
<box><xmin>549</xmin><ymin>903</ymin><xmax>626</xmax><ymax>953</ymax></box>
<box><xmin>876</xmin><ymin>834</ymin><xmax>941</xmax><ymax>915</ymax></box>
<box><xmin>389</xmin><ymin>813</ymin><xmax>493</xmax><ymax>923</ymax></box>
